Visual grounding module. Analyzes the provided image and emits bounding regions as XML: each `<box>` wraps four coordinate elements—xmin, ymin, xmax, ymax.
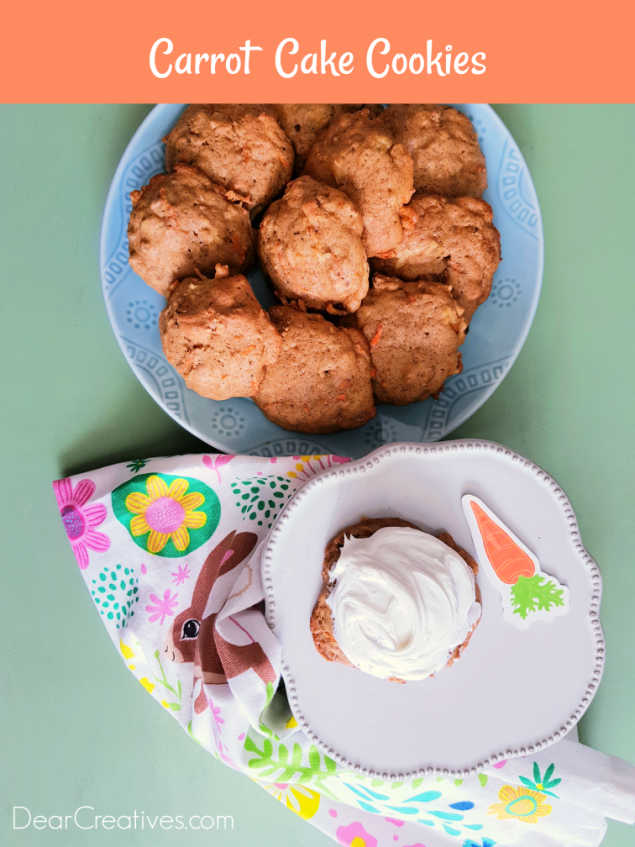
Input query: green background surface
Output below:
<box><xmin>2</xmin><ymin>104</ymin><xmax>634</xmax><ymax>846</ymax></box>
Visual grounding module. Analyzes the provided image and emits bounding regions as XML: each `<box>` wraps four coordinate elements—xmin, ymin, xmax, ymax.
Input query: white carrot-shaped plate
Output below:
<box><xmin>462</xmin><ymin>495</ymin><xmax>570</xmax><ymax>628</ymax></box>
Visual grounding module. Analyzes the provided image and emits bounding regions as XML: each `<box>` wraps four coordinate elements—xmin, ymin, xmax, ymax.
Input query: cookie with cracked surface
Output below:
<box><xmin>346</xmin><ymin>274</ymin><xmax>467</xmax><ymax>405</ymax></box>
<box><xmin>165</xmin><ymin>104</ymin><xmax>294</xmax><ymax>214</ymax></box>
<box><xmin>258</xmin><ymin>175</ymin><xmax>369</xmax><ymax>313</ymax></box>
<box><xmin>372</xmin><ymin>194</ymin><xmax>501</xmax><ymax>321</ymax></box>
<box><xmin>304</xmin><ymin>108</ymin><xmax>414</xmax><ymax>257</ymax></box>
<box><xmin>254</xmin><ymin>305</ymin><xmax>375</xmax><ymax>433</ymax></box>
<box><xmin>159</xmin><ymin>266</ymin><xmax>281</xmax><ymax>401</ymax></box>
<box><xmin>128</xmin><ymin>164</ymin><xmax>254</xmax><ymax>297</ymax></box>
<box><xmin>382</xmin><ymin>104</ymin><xmax>487</xmax><ymax>197</ymax></box>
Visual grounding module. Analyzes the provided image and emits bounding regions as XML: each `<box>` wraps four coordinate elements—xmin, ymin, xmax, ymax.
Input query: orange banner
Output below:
<box><xmin>2</xmin><ymin>0</ymin><xmax>634</xmax><ymax>102</ymax></box>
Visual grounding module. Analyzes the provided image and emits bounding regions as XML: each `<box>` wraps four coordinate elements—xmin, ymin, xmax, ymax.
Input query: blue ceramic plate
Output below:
<box><xmin>100</xmin><ymin>105</ymin><xmax>543</xmax><ymax>458</ymax></box>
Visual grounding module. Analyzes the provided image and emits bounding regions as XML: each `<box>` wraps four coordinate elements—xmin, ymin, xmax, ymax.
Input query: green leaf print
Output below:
<box><xmin>511</xmin><ymin>574</ymin><xmax>565</xmax><ymax>619</ymax></box>
<box><xmin>231</xmin><ymin>475</ymin><xmax>294</xmax><ymax>529</ymax></box>
<box><xmin>244</xmin><ymin>734</ymin><xmax>337</xmax><ymax>795</ymax></box>
<box><xmin>152</xmin><ymin>649</ymin><xmax>182</xmax><ymax>710</ymax></box>
<box><xmin>126</xmin><ymin>458</ymin><xmax>147</xmax><ymax>474</ymax></box>
<box><xmin>90</xmin><ymin>564</ymin><xmax>139</xmax><ymax>629</ymax></box>
<box><xmin>518</xmin><ymin>762</ymin><xmax>562</xmax><ymax>797</ymax></box>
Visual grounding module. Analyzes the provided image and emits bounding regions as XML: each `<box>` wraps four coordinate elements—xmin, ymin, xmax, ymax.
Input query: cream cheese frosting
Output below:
<box><xmin>326</xmin><ymin>526</ymin><xmax>480</xmax><ymax>681</ymax></box>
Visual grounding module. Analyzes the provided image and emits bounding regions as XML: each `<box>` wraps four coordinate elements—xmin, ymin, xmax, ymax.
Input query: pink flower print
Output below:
<box><xmin>54</xmin><ymin>477</ymin><xmax>110</xmax><ymax>569</ymax></box>
<box><xmin>146</xmin><ymin>589</ymin><xmax>178</xmax><ymax>625</ymax></box>
<box><xmin>171</xmin><ymin>562</ymin><xmax>191</xmax><ymax>585</ymax></box>
<box><xmin>217</xmin><ymin>738</ymin><xmax>236</xmax><ymax>769</ymax></box>
<box><xmin>336</xmin><ymin>821</ymin><xmax>378</xmax><ymax>847</ymax></box>
<box><xmin>202</xmin><ymin>454</ymin><xmax>234</xmax><ymax>484</ymax></box>
<box><xmin>210</xmin><ymin>701</ymin><xmax>224</xmax><ymax>729</ymax></box>
<box><xmin>207</xmin><ymin>697</ymin><xmax>224</xmax><ymax>745</ymax></box>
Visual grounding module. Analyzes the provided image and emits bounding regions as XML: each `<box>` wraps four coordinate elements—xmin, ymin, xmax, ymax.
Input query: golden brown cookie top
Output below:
<box><xmin>163</xmin><ymin>268</ymin><xmax>258</xmax><ymax>319</ymax></box>
<box><xmin>271</xmin><ymin>104</ymin><xmax>361</xmax><ymax>169</ymax></box>
<box><xmin>350</xmin><ymin>275</ymin><xmax>467</xmax><ymax>405</ymax></box>
<box><xmin>159</xmin><ymin>268</ymin><xmax>281</xmax><ymax>401</ymax></box>
<box><xmin>382</xmin><ymin>104</ymin><xmax>487</xmax><ymax>197</ymax></box>
<box><xmin>373</xmin><ymin>194</ymin><xmax>500</xmax><ymax>320</ymax></box>
<box><xmin>258</xmin><ymin>175</ymin><xmax>369</xmax><ymax>313</ymax></box>
<box><xmin>127</xmin><ymin>164</ymin><xmax>254</xmax><ymax>297</ymax></box>
<box><xmin>304</xmin><ymin>108</ymin><xmax>414</xmax><ymax>257</ymax></box>
<box><xmin>254</xmin><ymin>306</ymin><xmax>375</xmax><ymax>434</ymax></box>
<box><xmin>164</xmin><ymin>104</ymin><xmax>294</xmax><ymax>213</ymax></box>
<box><xmin>363</xmin><ymin>273</ymin><xmax>467</xmax><ymax>341</ymax></box>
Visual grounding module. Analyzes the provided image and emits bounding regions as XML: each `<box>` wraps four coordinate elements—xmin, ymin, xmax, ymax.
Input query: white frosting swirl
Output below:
<box><xmin>326</xmin><ymin>526</ymin><xmax>480</xmax><ymax>681</ymax></box>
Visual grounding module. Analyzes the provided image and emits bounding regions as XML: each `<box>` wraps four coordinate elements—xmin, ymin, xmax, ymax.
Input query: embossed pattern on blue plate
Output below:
<box><xmin>100</xmin><ymin>105</ymin><xmax>543</xmax><ymax>458</ymax></box>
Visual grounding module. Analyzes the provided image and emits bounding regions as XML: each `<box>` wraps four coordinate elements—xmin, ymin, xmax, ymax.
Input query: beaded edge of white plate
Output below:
<box><xmin>261</xmin><ymin>439</ymin><xmax>605</xmax><ymax>779</ymax></box>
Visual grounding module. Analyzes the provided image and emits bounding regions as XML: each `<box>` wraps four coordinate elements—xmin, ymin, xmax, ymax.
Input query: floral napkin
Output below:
<box><xmin>53</xmin><ymin>453</ymin><xmax>635</xmax><ymax>847</ymax></box>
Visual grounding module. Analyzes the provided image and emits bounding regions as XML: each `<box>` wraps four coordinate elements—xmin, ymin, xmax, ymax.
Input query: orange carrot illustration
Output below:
<box><xmin>469</xmin><ymin>500</ymin><xmax>536</xmax><ymax>584</ymax></box>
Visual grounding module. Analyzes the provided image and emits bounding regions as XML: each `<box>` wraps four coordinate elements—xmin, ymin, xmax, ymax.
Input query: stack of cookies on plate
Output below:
<box><xmin>127</xmin><ymin>104</ymin><xmax>501</xmax><ymax>434</ymax></box>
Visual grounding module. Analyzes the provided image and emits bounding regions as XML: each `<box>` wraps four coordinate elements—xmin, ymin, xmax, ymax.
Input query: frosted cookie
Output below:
<box><xmin>311</xmin><ymin>518</ymin><xmax>481</xmax><ymax>682</ymax></box>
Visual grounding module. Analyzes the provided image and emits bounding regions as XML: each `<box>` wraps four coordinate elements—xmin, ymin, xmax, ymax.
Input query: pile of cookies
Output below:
<box><xmin>127</xmin><ymin>104</ymin><xmax>501</xmax><ymax>434</ymax></box>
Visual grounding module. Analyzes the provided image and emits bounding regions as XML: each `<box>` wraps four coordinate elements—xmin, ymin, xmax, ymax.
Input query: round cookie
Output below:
<box><xmin>372</xmin><ymin>194</ymin><xmax>501</xmax><ymax>321</ymax></box>
<box><xmin>310</xmin><ymin>517</ymin><xmax>480</xmax><ymax>682</ymax></box>
<box><xmin>258</xmin><ymin>176</ymin><xmax>369</xmax><ymax>313</ymax></box>
<box><xmin>254</xmin><ymin>306</ymin><xmax>375</xmax><ymax>433</ymax></box>
<box><xmin>304</xmin><ymin>108</ymin><xmax>414</xmax><ymax>257</ymax></box>
<box><xmin>382</xmin><ymin>104</ymin><xmax>487</xmax><ymax>197</ymax></box>
<box><xmin>159</xmin><ymin>266</ymin><xmax>281</xmax><ymax>401</ymax></box>
<box><xmin>127</xmin><ymin>164</ymin><xmax>254</xmax><ymax>297</ymax></box>
<box><xmin>347</xmin><ymin>274</ymin><xmax>467</xmax><ymax>405</ymax></box>
<box><xmin>164</xmin><ymin>104</ymin><xmax>294</xmax><ymax>214</ymax></box>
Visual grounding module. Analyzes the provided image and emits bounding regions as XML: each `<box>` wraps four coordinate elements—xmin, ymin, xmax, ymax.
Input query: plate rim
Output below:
<box><xmin>99</xmin><ymin>104</ymin><xmax>544</xmax><ymax>454</ymax></box>
<box><xmin>262</xmin><ymin>438</ymin><xmax>605</xmax><ymax>778</ymax></box>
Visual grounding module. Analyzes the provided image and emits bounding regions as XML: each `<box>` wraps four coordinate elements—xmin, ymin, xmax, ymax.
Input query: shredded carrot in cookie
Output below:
<box><xmin>399</xmin><ymin>204</ymin><xmax>418</xmax><ymax>230</ymax></box>
<box><xmin>370</xmin><ymin>324</ymin><xmax>383</xmax><ymax>347</ymax></box>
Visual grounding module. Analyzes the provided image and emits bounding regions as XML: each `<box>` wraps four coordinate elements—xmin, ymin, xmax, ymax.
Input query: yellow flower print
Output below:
<box><xmin>113</xmin><ymin>472</ymin><xmax>220</xmax><ymax>558</ymax></box>
<box><xmin>139</xmin><ymin>677</ymin><xmax>155</xmax><ymax>694</ymax></box>
<box><xmin>125</xmin><ymin>475</ymin><xmax>207</xmax><ymax>554</ymax></box>
<box><xmin>264</xmin><ymin>783</ymin><xmax>321</xmax><ymax>820</ymax></box>
<box><xmin>488</xmin><ymin>784</ymin><xmax>552</xmax><ymax>823</ymax></box>
<box><xmin>285</xmin><ymin>455</ymin><xmax>349</xmax><ymax>481</ymax></box>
